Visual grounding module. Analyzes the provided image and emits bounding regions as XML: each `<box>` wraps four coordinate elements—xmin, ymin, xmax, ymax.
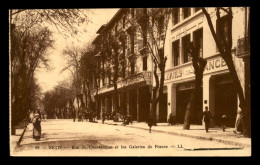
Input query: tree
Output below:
<box><xmin>130</xmin><ymin>8</ymin><xmax>172</xmax><ymax>124</ymax></box>
<box><xmin>11</xmin><ymin>26</ymin><xmax>54</xmax><ymax>134</ymax></box>
<box><xmin>10</xmin><ymin>9</ymin><xmax>90</xmax><ymax>134</ymax></box>
<box><xmin>183</xmin><ymin>42</ymin><xmax>207</xmax><ymax>129</ymax></box>
<box><xmin>79</xmin><ymin>48</ymin><xmax>99</xmax><ymax>110</ymax></box>
<box><xmin>10</xmin><ymin>9</ymin><xmax>90</xmax><ymax>38</ymax></box>
<box><xmin>42</xmin><ymin>80</ymin><xmax>75</xmax><ymax>119</ymax></box>
<box><xmin>61</xmin><ymin>44</ymin><xmax>83</xmax><ymax>116</ymax></box>
<box><xmin>202</xmin><ymin>7</ymin><xmax>250</xmax><ymax>137</ymax></box>
<box><xmin>103</xmin><ymin>30</ymin><xmax>126</xmax><ymax>114</ymax></box>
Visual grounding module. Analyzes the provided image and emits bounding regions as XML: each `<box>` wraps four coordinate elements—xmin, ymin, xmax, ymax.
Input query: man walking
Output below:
<box><xmin>147</xmin><ymin>114</ymin><xmax>154</xmax><ymax>133</ymax></box>
<box><xmin>221</xmin><ymin>114</ymin><xmax>227</xmax><ymax>132</ymax></box>
<box><xmin>203</xmin><ymin>106</ymin><xmax>211</xmax><ymax>133</ymax></box>
<box><xmin>72</xmin><ymin>109</ymin><xmax>76</xmax><ymax>122</ymax></box>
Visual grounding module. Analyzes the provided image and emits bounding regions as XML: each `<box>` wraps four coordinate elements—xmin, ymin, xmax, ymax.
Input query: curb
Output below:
<box><xmin>102</xmin><ymin>121</ymin><xmax>251</xmax><ymax>148</ymax></box>
<box><xmin>17</xmin><ymin>122</ymin><xmax>29</xmax><ymax>146</ymax></box>
<box><xmin>128</xmin><ymin>125</ymin><xmax>251</xmax><ymax>148</ymax></box>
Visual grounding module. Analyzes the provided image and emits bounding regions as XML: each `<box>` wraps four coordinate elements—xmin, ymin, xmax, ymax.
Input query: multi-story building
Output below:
<box><xmin>92</xmin><ymin>9</ymin><xmax>153</xmax><ymax>121</ymax></box>
<box><xmin>91</xmin><ymin>8</ymin><xmax>250</xmax><ymax>127</ymax></box>
<box><xmin>163</xmin><ymin>7</ymin><xmax>250</xmax><ymax>127</ymax></box>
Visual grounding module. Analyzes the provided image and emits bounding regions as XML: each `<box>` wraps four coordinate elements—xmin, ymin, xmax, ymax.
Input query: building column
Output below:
<box><xmin>179</xmin><ymin>37</ymin><xmax>183</xmax><ymax>65</ymax></box>
<box><xmin>100</xmin><ymin>96</ymin><xmax>103</xmax><ymax>117</ymax></box>
<box><xmin>137</xmin><ymin>88</ymin><xmax>140</xmax><ymax>121</ymax></box>
<box><xmin>167</xmin><ymin>83</ymin><xmax>177</xmax><ymax>120</ymax></box>
<box><xmin>105</xmin><ymin>96</ymin><xmax>108</xmax><ymax>113</ymax></box>
<box><xmin>180</xmin><ymin>8</ymin><xmax>184</xmax><ymax>21</ymax></box>
<box><xmin>203</xmin><ymin>75</ymin><xmax>215</xmax><ymax>126</ymax></box>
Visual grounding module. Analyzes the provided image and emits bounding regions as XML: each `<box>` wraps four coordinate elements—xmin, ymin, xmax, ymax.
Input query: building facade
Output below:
<box><xmin>91</xmin><ymin>8</ymin><xmax>250</xmax><ymax>127</ymax></box>
<box><xmin>163</xmin><ymin>7</ymin><xmax>249</xmax><ymax>127</ymax></box>
<box><xmin>92</xmin><ymin>9</ymin><xmax>153</xmax><ymax>121</ymax></box>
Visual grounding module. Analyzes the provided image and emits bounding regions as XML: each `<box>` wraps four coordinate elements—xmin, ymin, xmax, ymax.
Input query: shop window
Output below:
<box><xmin>183</xmin><ymin>8</ymin><xmax>191</xmax><ymax>19</ymax></box>
<box><xmin>193</xmin><ymin>28</ymin><xmax>203</xmax><ymax>57</ymax></box>
<box><xmin>143</xmin><ymin>56</ymin><xmax>147</xmax><ymax>71</ymax></box>
<box><xmin>194</xmin><ymin>7</ymin><xmax>201</xmax><ymax>12</ymax></box>
<box><xmin>130</xmin><ymin>61</ymin><xmax>135</xmax><ymax>75</ymax></box>
<box><xmin>159</xmin><ymin>47</ymin><xmax>164</xmax><ymax>57</ymax></box>
<box><xmin>216</xmin><ymin>15</ymin><xmax>229</xmax><ymax>52</ymax></box>
<box><xmin>182</xmin><ymin>34</ymin><xmax>191</xmax><ymax>63</ymax></box>
<box><xmin>172</xmin><ymin>8</ymin><xmax>180</xmax><ymax>26</ymax></box>
<box><xmin>172</xmin><ymin>40</ymin><xmax>180</xmax><ymax>66</ymax></box>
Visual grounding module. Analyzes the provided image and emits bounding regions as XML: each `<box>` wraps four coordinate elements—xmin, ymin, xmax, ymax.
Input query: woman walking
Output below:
<box><xmin>32</xmin><ymin>110</ymin><xmax>41</xmax><ymax>141</ymax></box>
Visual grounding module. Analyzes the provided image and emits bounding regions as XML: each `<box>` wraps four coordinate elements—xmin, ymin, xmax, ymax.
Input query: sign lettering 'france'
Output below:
<box><xmin>164</xmin><ymin>56</ymin><xmax>228</xmax><ymax>83</ymax></box>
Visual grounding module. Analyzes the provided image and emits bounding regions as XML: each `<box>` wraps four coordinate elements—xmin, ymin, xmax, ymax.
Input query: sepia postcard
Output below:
<box><xmin>10</xmin><ymin>8</ymin><xmax>251</xmax><ymax>157</ymax></box>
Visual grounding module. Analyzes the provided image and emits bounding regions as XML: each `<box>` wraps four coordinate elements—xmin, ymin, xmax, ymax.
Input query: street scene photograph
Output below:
<box><xmin>9</xmin><ymin>8</ymin><xmax>251</xmax><ymax>156</ymax></box>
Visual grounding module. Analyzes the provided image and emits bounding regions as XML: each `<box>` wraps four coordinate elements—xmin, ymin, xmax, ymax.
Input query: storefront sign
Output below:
<box><xmin>164</xmin><ymin>56</ymin><xmax>228</xmax><ymax>83</ymax></box>
<box><xmin>204</xmin><ymin>57</ymin><xmax>227</xmax><ymax>73</ymax></box>
<box><xmin>164</xmin><ymin>65</ymin><xmax>194</xmax><ymax>83</ymax></box>
<box><xmin>178</xmin><ymin>82</ymin><xmax>195</xmax><ymax>91</ymax></box>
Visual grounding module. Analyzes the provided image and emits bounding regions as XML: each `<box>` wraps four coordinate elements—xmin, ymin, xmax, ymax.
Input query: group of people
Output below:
<box><xmin>72</xmin><ymin>109</ymin><xmax>97</xmax><ymax>123</ymax></box>
<box><xmin>203</xmin><ymin>106</ymin><xmax>243</xmax><ymax>133</ymax></box>
<box><xmin>149</xmin><ymin>106</ymin><xmax>243</xmax><ymax>134</ymax></box>
<box><xmin>28</xmin><ymin>109</ymin><xmax>42</xmax><ymax>141</ymax></box>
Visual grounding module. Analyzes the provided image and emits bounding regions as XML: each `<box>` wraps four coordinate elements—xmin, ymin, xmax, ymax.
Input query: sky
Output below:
<box><xmin>34</xmin><ymin>9</ymin><xmax>119</xmax><ymax>93</ymax></box>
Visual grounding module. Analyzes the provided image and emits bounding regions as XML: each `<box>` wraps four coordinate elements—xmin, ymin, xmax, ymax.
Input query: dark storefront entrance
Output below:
<box><xmin>214</xmin><ymin>74</ymin><xmax>237</xmax><ymax>127</ymax></box>
<box><xmin>139</xmin><ymin>86</ymin><xmax>150</xmax><ymax>121</ymax></box>
<box><xmin>119</xmin><ymin>92</ymin><xmax>127</xmax><ymax>116</ymax></box>
<box><xmin>159</xmin><ymin>87</ymin><xmax>168</xmax><ymax>122</ymax></box>
<box><xmin>176</xmin><ymin>82</ymin><xmax>202</xmax><ymax>124</ymax></box>
<box><xmin>129</xmin><ymin>89</ymin><xmax>137</xmax><ymax>120</ymax></box>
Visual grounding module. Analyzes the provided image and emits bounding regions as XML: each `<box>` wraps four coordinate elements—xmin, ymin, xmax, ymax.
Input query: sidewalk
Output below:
<box><xmin>10</xmin><ymin>122</ymin><xmax>29</xmax><ymax>155</ymax></box>
<box><xmin>97</xmin><ymin>119</ymin><xmax>251</xmax><ymax>148</ymax></box>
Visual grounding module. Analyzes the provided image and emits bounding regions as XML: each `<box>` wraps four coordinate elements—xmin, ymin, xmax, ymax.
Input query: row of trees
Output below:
<box><xmin>10</xmin><ymin>9</ymin><xmax>90</xmax><ymax>134</ymax></box>
<box><xmin>41</xmin><ymin>80</ymin><xmax>76</xmax><ymax>119</ymax></box>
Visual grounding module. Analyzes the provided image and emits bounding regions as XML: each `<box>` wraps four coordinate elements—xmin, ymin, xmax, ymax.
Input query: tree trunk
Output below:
<box><xmin>183</xmin><ymin>83</ymin><xmax>202</xmax><ymax>129</ymax></box>
<box><xmin>183</xmin><ymin>55</ymin><xmax>206</xmax><ymax>129</ymax></box>
<box><xmin>202</xmin><ymin>7</ymin><xmax>250</xmax><ymax>137</ymax></box>
<box><xmin>223</xmin><ymin>55</ymin><xmax>251</xmax><ymax>137</ymax></box>
<box><xmin>113</xmin><ymin>83</ymin><xmax>119</xmax><ymax>112</ymax></box>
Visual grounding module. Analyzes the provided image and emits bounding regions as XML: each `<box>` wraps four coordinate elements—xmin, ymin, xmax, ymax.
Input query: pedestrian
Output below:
<box><xmin>102</xmin><ymin>112</ymin><xmax>106</xmax><ymax>124</ymax></box>
<box><xmin>72</xmin><ymin>109</ymin><xmax>76</xmax><ymax>122</ymax></box>
<box><xmin>234</xmin><ymin>109</ymin><xmax>243</xmax><ymax>134</ymax></box>
<box><xmin>147</xmin><ymin>115</ymin><xmax>154</xmax><ymax>133</ymax></box>
<box><xmin>168</xmin><ymin>113</ymin><xmax>174</xmax><ymax>125</ymax></box>
<box><xmin>221</xmin><ymin>114</ymin><xmax>227</xmax><ymax>132</ymax></box>
<box><xmin>202</xmin><ymin>106</ymin><xmax>211</xmax><ymax>133</ymax></box>
<box><xmin>32</xmin><ymin>110</ymin><xmax>41</xmax><ymax>141</ymax></box>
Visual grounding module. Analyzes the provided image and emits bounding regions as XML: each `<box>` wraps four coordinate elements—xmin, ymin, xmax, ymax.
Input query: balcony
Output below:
<box><xmin>236</xmin><ymin>36</ymin><xmax>250</xmax><ymax>58</ymax></box>
<box><xmin>97</xmin><ymin>71</ymin><xmax>152</xmax><ymax>94</ymax></box>
<box><xmin>116</xmin><ymin>28</ymin><xmax>127</xmax><ymax>42</ymax></box>
<box><xmin>125</xmin><ymin>23</ymin><xmax>135</xmax><ymax>35</ymax></box>
<box><xmin>118</xmin><ymin>71</ymin><xmax>152</xmax><ymax>89</ymax></box>
<box><xmin>138</xmin><ymin>41</ymin><xmax>148</xmax><ymax>55</ymax></box>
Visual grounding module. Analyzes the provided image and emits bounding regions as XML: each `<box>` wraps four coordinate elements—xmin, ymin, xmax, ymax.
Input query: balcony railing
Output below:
<box><xmin>97</xmin><ymin>71</ymin><xmax>152</xmax><ymax>94</ymax></box>
<box><xmin>236</xmin><ymin>36</ymin><xmax>250</xmax><ymax>58</ymax></box>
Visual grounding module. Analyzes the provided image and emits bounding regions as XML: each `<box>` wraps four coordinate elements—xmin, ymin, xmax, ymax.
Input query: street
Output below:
<box><xmin>13</xmin><ymin>119</ymin><xmax>251</xmax><ymax>156</ymax></box>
